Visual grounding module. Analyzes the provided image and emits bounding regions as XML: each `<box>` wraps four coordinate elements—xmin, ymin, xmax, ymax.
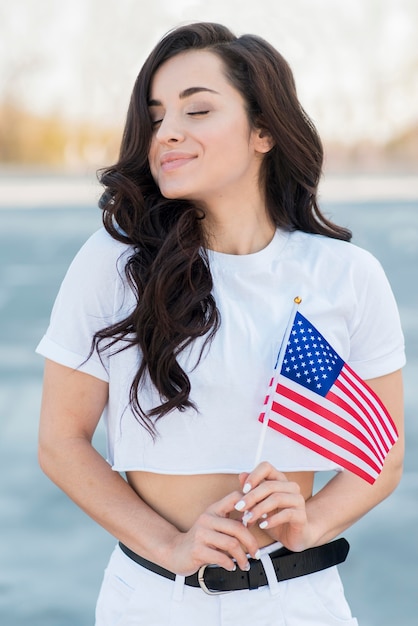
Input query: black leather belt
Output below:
<box><xmin>119</xmin><ymin>537</ymin><xmax>349</xmax><ymax>594</ymax></box>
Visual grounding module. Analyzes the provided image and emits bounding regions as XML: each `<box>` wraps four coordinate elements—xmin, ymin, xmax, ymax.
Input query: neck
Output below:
<box><xmin>202</xmin><ymin>198</ymin><xmax>275</xmax><ymax>256</ymax></box>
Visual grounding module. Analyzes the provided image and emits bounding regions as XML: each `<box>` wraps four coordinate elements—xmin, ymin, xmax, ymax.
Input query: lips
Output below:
<box><xmin>160</xmin><ymin>152</ymin><xmax>196</xmax><ymax>172</ymax></box>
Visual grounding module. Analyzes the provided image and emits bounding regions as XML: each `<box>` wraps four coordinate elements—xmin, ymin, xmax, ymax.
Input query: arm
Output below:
<box><xmin>38</xmin><ymin>359</ymin><xmax>259</xmax><ymax>575</ymax></box>
<box><xmin>235</xmin><ymin>369</ymin><xmax>404</xmax><ymax>551</ymax></box>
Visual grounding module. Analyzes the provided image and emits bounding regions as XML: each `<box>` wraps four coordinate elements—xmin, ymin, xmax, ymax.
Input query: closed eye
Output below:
<box><xmin>187</xmin><ymin>110</ymin><xmax>210</xmax><ymax>117</ymax></box>
<box><xmin>151</xmin><ymin>110</ymin><xmax>209</xmax><ymax>129</ymax></box>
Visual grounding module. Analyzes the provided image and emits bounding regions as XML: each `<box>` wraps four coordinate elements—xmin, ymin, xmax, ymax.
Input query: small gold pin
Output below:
<box><xmin>294</xmin><ymin>296</ymin><xmax>302</xmax><ymax>304</ymax></box>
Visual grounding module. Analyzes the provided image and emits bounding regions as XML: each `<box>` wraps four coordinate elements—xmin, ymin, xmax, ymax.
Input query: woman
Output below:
<box><xmin>37</xmin><ymin>22</ymin><xmax>405</xmax><ymax>625</ymax></box>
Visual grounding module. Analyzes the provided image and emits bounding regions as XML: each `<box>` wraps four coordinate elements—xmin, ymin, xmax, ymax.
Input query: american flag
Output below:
<box><xmin>259</xmin><ymin>311</ymin><xmax>398</xmax><ymax>484</ymax></box>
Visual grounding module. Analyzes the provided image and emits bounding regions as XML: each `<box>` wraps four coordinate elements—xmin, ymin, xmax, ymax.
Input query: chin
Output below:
<box><xmin>160</xmin><ymin>187</ymin><xmax>194</xmax><ymax>201</ymax></box>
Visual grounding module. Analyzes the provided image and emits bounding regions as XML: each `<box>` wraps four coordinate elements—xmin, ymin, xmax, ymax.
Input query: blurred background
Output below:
<box><xmin>0</xmin><ymin>1</ymin><xmax>417</xmax><ymax>625</ymax></box>
<box><xmin>1</xmin><ymin>0</ymin><xmax>417</xmax><ymax>172</ymax></box>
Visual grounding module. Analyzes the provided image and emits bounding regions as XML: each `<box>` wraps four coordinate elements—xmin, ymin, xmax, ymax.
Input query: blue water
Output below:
<box><xmin>0</xmin><ymin>193</ymin><xmax>417</xmax><ymax>625</ymax></box>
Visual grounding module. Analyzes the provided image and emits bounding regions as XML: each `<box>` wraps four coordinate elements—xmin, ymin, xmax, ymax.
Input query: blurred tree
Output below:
<box><xmin>0</xmin><ymin>0</ymin><xmax>417</xmax><ymax>168</ymax></box>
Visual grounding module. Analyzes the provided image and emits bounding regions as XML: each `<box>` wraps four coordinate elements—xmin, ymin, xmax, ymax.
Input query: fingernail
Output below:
<box><xmin>230</xmin><ymin>564</ymin><xmax>237</xmax><ymax>572</ymax></box>
<box><xmin>254</xmin><ymin>549</ymin><xmax>261</xmax><ymax>560</ymax></box>
<box><xmin>243</xmin><ymin>562</ymin><xmax>251</xmax><ymax>571</ymax></box>
<box><xmin>259</xmin><ymin>520</ymin><xmax>269</xmax><ymax>529</ymax></box>
<box><xmin>261</xmin><ymin>513</ymin><xmax>268</xmax><ymax>519</ymax></box>
<box><xmin>234</xmin><ymin>500</ymin><xmax>246</xmax><ymax>511</ymax></box>
<box><xmin>243</xmin><ymin>483</ymin><xmax>252</xmax><ymax>494</ymax></box>
<box><xmin>242</xmin><ymin>511</ymin><xmax>253</xmax><ymax>526</ymax></box>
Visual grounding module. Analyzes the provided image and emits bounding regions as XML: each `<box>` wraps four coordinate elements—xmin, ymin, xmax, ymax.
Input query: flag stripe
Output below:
<box><xmin>326</xmin><ymin>385</ymin><xmax>386</xmax><ymax>461</ymax></box>
<box><xmin>269</xmin><ymin>394</ymin><xmax>384</xmax><ymax>475</ymax></box>
<box><xmin>276</xmin><ymin>378</ymin><xmax>386</xmax><ymax>462</ymax></box>
<box><xmin>276</xmin><ymin>383</ymin><xmax>383</xmax><ymax>463</ymax></box>
<box><xmin>272</xmin><ymin>395</ymin><xmax>382</xmax><ymax>473</ymax></box>
<box><xmin>332</xmin><ymin>378</ymin><xmax>390</xmax><ymax>455</ymax></box>
<box><xmin>261</xmin><ymin>406</ymin><xmax>381</xmax><ymax>480</ymax></box>
<box><xmin>341</xmin><ymin>366</ymin><xmax>397</xmax><ymax>443</ymax></box>
<box><xmin>265</xmin><ymin>418</ymin><xmax>377</xmax><ymax>484</ymax></box>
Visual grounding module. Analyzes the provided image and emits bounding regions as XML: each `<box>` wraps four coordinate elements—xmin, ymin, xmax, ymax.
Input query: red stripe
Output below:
<box><xmin>326</xmin><ymin>388</ymin><xmax>385</xmax><ymax>461</ymax></box>
<box><xmin>341</xmin><ymin>365</ymin><xmax>397</xmax><ymax>443</ymax></box>
<box><xmin>276</xmin><ymin>384</ymin><xmax>381</xmax><ymax>464</ymax></box>
<box><xmin>333</xmin><ymin>377</ymin><xmax>389</xmax><ymax>453</ymax></box>
<box><xmin>266</xmin><ymin>419</ymin><xmax>376</xmax><ymax>484</ymax></box>
<box><xmin>271</xmin><ymin>397</ymin><xmax>381</xmax><ymax>473</ymax></box>
<box><xmin>340</xmin><ymin>371</ymin><xmax>394</xmax><ymax>445</ymax></box>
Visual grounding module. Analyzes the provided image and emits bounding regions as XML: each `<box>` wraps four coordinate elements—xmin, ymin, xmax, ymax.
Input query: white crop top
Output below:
<box><xmin>36</xmin><ymin>227</ymin><xmax>405</xmax><ymax>475</ymax></box>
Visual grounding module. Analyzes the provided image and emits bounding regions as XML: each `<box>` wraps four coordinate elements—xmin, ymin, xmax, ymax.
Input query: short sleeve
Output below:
<box><xmin>36</xmin><ymin>228</ymin><xmax>133</xmax><ymax>381</ymax></box>
<box><xmin>347</xmin><ymin>250</ymin><xmax>405</xmax><ymax>380</ymax></box>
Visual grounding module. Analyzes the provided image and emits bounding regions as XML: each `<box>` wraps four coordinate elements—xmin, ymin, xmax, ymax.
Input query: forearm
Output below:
<box><xmin>39</xmin><ymin>437</ymin><xmax>181</xmax><ymax>569</ymax></box>
<box><xmin>38</xmin><ymin>362</ymin><xmax>259</xmax><ymax>576</ymax></box>
<box><xmin>306</xmin><ymin>443</ymin><xmax>404</xmax><ymax>546</ymax></box>
<box><xmin>306</xmin><ymin>370</ymin><xmax>405</xmax><ymax>547</ymax></box>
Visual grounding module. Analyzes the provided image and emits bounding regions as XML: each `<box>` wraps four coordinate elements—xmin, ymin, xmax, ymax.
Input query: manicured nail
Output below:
<box><xmin>242</xmin><ymin>511</ymin><xmax>253</xmax><ymax>527</ymax></box>
<box><xmin>261</xmin><ymin>513</ymin><xmax>268</xmax><ymax>519</ymax></box>
<box><xmin>243</xmin><ymin>483</ymin><xmax>252</xmax><ymax>494</ymax></box>
<box><xmin>243</xmin><ymin>562</ymin><xmax>251</xmax><ymax>571</ymax></box>
<box><xmin>235</xmin><ymin>500</ymin><xmax>246</xmax><ymax>511</ymax></box>
<box><xmin>230</xmin><ymin>564</ymin><xmax>237</xmax><ymax>572</ymax></box>
<box><xmin>254</xmin><ymin>549</ymin><xmax>261</xmax><ymax>560</ymax></box>
<box><xmin>259</xmin><ymin>520</ymin><xmax>269</xmax><ymax>529</ymax></box>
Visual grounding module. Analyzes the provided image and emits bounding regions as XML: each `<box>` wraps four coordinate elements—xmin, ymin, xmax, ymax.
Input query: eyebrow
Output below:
<box><xmin>148</xmin><ymin>86</ymin><xmax>220</xmax><ymax>107</ymax></box>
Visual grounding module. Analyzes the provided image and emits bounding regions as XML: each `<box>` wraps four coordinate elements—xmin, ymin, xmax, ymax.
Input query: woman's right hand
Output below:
<box><xmin>167</xmin><ymin>490</ymin><xmax>261</xmax><ymax>576</ymax></box>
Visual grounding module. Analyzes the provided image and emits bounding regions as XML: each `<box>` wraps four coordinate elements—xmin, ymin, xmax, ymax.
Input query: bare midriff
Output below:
<box><xmin>126</xmin><ymin>470</ymin><xmax>315</xmax><ymax>549</ymax></box>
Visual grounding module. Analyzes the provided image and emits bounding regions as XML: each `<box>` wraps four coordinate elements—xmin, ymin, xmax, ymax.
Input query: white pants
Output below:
<box><xmin>95</xmin><ymin>543</ymin><xmax>358</xmax><ymax>626</ymax></box>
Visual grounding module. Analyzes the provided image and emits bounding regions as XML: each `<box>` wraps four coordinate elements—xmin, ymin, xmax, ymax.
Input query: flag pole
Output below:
<box><xmin>252</xmin><ymin>296</ymin><xmax>302</xmax><ymax>467</ymax></box>
<box><xmin>241</xmin><ymin>297</ymin><xmax>302</xmax><ymax>527</ymax></box>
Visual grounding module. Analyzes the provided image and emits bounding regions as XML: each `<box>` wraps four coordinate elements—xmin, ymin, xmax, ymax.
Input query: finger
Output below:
<box><xmin>250</xmin><ymin>492</ymin><xmax>306</xmax><ymax>527</ymax></box>
<box><xmin>258</xmin><ymin>506</ymin><xmax>307</xmax><ymax>534</ymax></box>
<box><xmin>208</xmin><ymin>490</ymin><xmax>247</xmax><ymax>517</ymax></box>
<box><xmin>243</xmin><ymin>461</ymin><xmax>288</xmax><ymax>492</ymax></box>
<box><xmin>234</xmin><ymin>480</ymin><xmax>301</xmax><ymax>515</ymax></box>
<box><xmin>197</xmin><ymin>508</ymin><xmax>260</xmax><ymax>560</ymax></box>
<box><xmin>238</xmin><ymin>472</ymin><xmax>250</xmax><ymax>491</ymax></box>
<box><xmin>206</xmin><ymin>530</ymin><xmax>252</xmax><ymax>571</ymax></box>
<box><xmin>211</xmin><ymin>515</ymin><xmax>260</xmax><ymax>561</ymax></box>
<box><xmin>191</xmin><ymin>529</ymin><xmax>247</xmax><ymax>571</ymax></box>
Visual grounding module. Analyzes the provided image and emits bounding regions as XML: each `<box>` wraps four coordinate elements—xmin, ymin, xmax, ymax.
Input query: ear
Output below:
<box><xmin>254</xmin><ymin>128</ymin><xmax>275</xmax><ymax>153</ymax></box>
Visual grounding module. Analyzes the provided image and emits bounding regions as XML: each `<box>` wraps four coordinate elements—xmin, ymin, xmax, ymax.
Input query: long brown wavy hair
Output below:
<box><xmin>94</xmin><ymin>22</ymin><xmax>352</xmax><ymax>436</ymax></box>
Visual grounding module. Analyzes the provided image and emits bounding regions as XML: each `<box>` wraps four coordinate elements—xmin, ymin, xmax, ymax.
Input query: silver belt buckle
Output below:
<box><xmin>197</xmin><ymin>564</ymin><xmax>231</xmax><ymax>595</ymax></box>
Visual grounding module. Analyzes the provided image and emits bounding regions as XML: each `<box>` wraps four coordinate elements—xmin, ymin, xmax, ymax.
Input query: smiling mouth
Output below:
<box><xmin>160</xmin><ymin>156</ymin><xmax>196</xmax><ymax>172</ymax></box>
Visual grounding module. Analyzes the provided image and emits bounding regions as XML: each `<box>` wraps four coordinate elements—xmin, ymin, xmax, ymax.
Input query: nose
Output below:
<box><xmin>154</xmin><ymin>114</ymin><xmax>185</xmax><ymax>144</ymax></box>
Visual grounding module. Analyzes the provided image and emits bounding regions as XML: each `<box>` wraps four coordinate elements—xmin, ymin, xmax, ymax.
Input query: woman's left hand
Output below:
<box><xmin>235</xmin><ymin>461</ymin><xmax>311</xmax><ymax>552</ymax></box>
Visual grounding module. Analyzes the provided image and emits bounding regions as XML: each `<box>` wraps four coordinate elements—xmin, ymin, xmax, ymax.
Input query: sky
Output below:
<box><xmin>1</xmin><ymin>0</ymin><xmax>417</xmax><ymax>145</ymax></box>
